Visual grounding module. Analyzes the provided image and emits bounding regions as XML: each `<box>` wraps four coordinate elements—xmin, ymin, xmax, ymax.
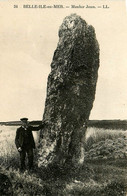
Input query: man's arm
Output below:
<box><xmin>15</xmin><ymin>129</ymin><xmax>20</xmax><ymax>149</ymax></box>
<box><xmin>29</xmin><ymin>121</ymin><xmax>46</xmax><ymax>131</ymax></box>
<box><xmin>15</xmin><ymin>128</ymin><xmax>23</xmax><ymax>152</ymax></box>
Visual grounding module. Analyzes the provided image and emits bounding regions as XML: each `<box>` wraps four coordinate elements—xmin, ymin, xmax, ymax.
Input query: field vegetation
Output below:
<box><xmin>0</xmin><ymin>125</ymin><xmax>127</xmax><ymax>195</ymax></box>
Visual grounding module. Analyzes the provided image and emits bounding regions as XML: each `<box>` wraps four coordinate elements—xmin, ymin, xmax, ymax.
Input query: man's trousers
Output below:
<box><xmin>19</xmin><ymin>148</ymin><xmax>33</xmax><ymax>170</ymax></box>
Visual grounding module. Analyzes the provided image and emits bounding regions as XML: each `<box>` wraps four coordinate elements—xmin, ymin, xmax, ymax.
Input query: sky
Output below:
<box><xmin>0</xmin><ymin>0</ymin><xmax>127</xmax><ymax>121</ymax></box>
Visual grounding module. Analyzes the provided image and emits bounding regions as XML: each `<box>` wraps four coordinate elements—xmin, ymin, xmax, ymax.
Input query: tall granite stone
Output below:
<box><xmin>38</xmin><ymin>14</ymin><xmax>99</xmax><ymax>167</ymax></box>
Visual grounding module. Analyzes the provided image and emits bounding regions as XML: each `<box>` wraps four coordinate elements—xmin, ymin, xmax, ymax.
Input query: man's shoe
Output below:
<box><xmin>20</xmin><ymin>168</ymin><xmax>25</xmax><ymax>173</ymax></box>
<box><xmin>28</xmin><ymin>167</ymin><xmax>34</xmax><ymax>173</ymax></box>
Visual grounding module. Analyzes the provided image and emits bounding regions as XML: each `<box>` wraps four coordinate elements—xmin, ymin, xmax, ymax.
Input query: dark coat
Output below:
<box><xmin>15</xmin><ymin>125</ymin><xmax>43</xmax><ymax>149</ymax></box>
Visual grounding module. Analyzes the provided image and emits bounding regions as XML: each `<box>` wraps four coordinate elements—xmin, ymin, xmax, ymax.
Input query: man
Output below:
<box><xmin>15</xmin><ymin>118</ymin><xmax>44</xmax><ymax>171</ymax></box>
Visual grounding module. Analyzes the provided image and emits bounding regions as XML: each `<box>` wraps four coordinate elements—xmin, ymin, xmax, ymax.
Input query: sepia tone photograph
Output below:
<box><xmin>0</xmin><ymin>0</ymin><xmax>127</xmax><ymax>195</ymax></box>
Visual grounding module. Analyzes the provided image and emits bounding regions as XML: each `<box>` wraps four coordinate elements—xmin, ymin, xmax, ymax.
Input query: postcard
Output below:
<box><xmin>0</xmin><ymin>0</ymin><xmax>127</xmax><ymax>195</ymax></box>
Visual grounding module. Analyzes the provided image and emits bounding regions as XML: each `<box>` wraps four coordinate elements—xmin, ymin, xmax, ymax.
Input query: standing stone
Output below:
<box><xmin>38</xmin><ymin>14</ymin><xmax>99</xmax><ymax>167</ymax></box>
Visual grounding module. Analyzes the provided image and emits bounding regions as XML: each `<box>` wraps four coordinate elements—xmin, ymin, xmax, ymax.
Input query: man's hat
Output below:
<box><xmin>20</xmin><ymin>117</ymin><xmax>28</xmax><ymax>121</ymax></box>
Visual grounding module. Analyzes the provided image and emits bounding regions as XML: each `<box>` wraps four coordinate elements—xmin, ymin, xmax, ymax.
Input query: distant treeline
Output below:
<box><xmin>87</xmin><ymin>120</ymin><xmax>127</xmax><ymax>130</ymax></box>
<box><xmin>0</xmin><ymin>121</ymin><xmax>42</xmax><ymax>126</ymax></box>
<box><xmin>0</xmin><ymin>120</ymin><xmax>127</xmax><ymax>130</ymax></box>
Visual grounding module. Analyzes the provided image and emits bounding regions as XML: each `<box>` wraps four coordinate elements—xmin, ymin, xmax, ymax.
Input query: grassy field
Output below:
<box><xmin>0</xmin><ymin>125</ymin><xmax>127</xmax><ymax>195</ymax></box>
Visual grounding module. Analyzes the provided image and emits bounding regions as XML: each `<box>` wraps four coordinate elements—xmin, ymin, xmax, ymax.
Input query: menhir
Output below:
<box><xmin>38</xmin><ymin>14</ymin><xmax>100</xmax><ymax>167</ymax></box>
